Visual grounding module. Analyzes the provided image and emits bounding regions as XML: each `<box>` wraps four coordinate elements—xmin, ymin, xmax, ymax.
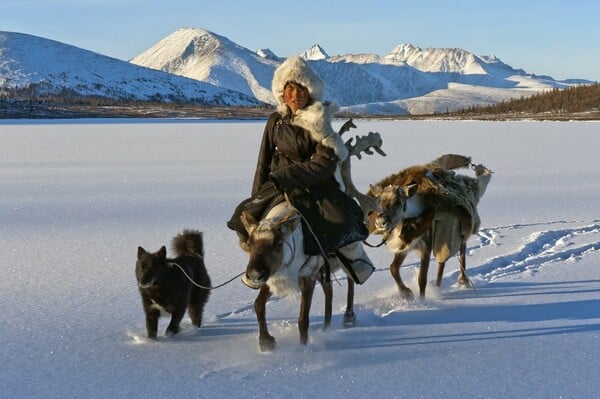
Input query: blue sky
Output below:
<box><xmin>1</xmin><ymin>0</ymin><xmax>598</xmax><ymax>81</ymax></box>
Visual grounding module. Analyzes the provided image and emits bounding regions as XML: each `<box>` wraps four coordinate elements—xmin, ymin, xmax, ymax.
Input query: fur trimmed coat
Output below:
<box><xmin>227</xmin><ymin>103</ymin><xmax>367</xmax><ymax>255</ymax></box>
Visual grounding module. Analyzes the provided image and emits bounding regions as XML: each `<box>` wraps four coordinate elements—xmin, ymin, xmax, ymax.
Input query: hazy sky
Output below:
<box><xmin>2</xmin><ymin>0</ymin><xmax>598</xmax><ymax>81</ymax></box>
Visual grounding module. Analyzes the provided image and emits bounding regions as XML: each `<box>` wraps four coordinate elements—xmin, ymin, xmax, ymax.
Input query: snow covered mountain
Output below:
<box><xmin>132</xmin><ymin>28</ymin><xmax>588</xmax><ymax>115</ymax></box>
<box><xmin>0</xmin><ymin>31</ymin><xmax>261</xmax><ymax>106</ymax></box>
<box><xmin>300</xmin><ymin>44</ymin><xmax>329</xmax><ymax>60</ymax></box>
<box><xmin>130</xmin><ymin>28</ymin><xmax>278</xmax><ymax>104</ymax></box>
<box><xmin>1</xmin><ymin>28</ymin><xmax>591</xmax><ymax>115</ymax></box>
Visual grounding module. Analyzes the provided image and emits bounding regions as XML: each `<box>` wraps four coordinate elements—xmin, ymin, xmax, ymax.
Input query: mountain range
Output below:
<box><xmin>0</xmin><ymin>31</ymin><xmax>260</xmax><ymax>106</ymax></box>
<box><xmin>1</xmin><ymin>28</ymin><xmax>592</xmax><ymax>115</ymax></box>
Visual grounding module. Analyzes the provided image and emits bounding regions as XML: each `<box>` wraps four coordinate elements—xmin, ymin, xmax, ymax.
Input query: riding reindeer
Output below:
<box><xmin>368</xmin><ymin>154</ymin><xmax>493</xmax><ymax>300</ymax></box>
<box><xmin>241</xmin><ymin>121</ymin><xmax>386</xmax><ymax>351</ymax></box>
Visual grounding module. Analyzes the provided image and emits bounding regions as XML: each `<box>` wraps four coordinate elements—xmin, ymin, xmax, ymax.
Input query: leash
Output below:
<box><xmin>362</xmin><ymin>233</ymin><xmax>388</xmax><ymax>248</ymax></box>
<box><xmin>168</xmin><ymin>259</ymin><xmax>244</xmax><ymax>290</ymax></box>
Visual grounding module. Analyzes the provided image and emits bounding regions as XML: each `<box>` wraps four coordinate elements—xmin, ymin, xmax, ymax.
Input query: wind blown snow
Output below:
<box><xmin>1</xmin><ymin>119</ymin><xmax>598</xmax><ymax>398</ymax></box>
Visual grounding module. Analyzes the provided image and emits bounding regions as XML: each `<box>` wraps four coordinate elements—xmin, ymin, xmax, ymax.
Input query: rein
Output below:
<box><xmin>281</xmin><ymin>229</ymin><xmax>312</xmax><ymax>271</ymax></box>
<box><xmin>362</xmin><ymin>234</ymin><xmax>388</xmax><ymax>248</ymax></box>
<box><xmin>362</xmin><ymin>230</ymin><xmax>389</xmax><ymax>248</ymax></box>
<box><xmin>168</xmin><ymin>255</ymin><xmax>244</xmax><ymax>290</ymax></box>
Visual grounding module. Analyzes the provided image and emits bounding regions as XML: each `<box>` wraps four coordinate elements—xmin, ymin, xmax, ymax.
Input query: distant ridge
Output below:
<box><xmin>0</xmin><ymin>31</ymin><xmax>261</xmax><ymax>106</ymax></box>
<box><xmin>132</xmin><ymin>27</ymin><xmax>591</xmax><ymax>115</ymax></box>
<box><xmin>1</xmin><ymin>28</ymin><xmax>594</xmax><ymax>115</ymax></box>
<box><xmin>455</xmin><ymin>82</ymin><xmax>600</xmax><ymax>116</ymax></box>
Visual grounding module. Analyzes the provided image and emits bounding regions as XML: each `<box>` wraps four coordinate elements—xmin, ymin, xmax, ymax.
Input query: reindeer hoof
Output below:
<box><xmin>458</xmin><ymin>277</ymin><xmax>473</xmax><ymax>288</ymax></box>
<box><xmin>300</xmin><ymin>333</ymin><xmax>309</xmax><ymax>346</ymax></box>
<box><xmin>399</xmin><ymin>288</ymin><xmax>415</xmax><ymax>302</ymax></box>
<box><xmin>259</xmin><ymin>335</ymin><xmax>277</xmax><ymax>352</ymax></box>
<box><xmin>343</xmin><ymin>310</ymin><xmax>356</xmax><ymax>328</ymax></box>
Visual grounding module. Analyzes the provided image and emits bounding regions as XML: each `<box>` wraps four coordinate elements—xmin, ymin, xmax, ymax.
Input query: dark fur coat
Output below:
<box><xmin>228</xmin><ymin>106</ymin><xmax>367</xmax><ymax>255</ymax></box>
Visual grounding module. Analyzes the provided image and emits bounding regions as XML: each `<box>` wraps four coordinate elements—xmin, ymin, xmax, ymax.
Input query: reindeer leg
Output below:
<box><xmin>436</xmin><ymin>262</ymin><xmax>446</xmax><ymax>287</ymax></box>
<box><xmin>418</xmin><ymin>240</ymin><xmax>432</xmax><ymax>299</ymax></box>
<box><xmin>299</xmin><ymin>276</ymin><xmax>316</xmax><ymax>346</ymax></box>
<box><xmin>390</xmin><ymin>252</ymin><xmax>414</xmax><ymax>301</ymax></box>
<box><xmin>343</xmin><ymin>279</ymin><xmax>356</xmax><ymax>327</ymax></box>
<box><xmin>255</xmin><ymin>284</ymin><xmax>276</xmax><ymax>352</ymax></box>
<box><xmin>457</xmin><ymin>240</ymin><xmax>472</xmax><ymax>288</ymax></box>
<box><xmin>320</xmin><ymin>271</ymin><xmax>332</xmax><ymax>331</ymax></box>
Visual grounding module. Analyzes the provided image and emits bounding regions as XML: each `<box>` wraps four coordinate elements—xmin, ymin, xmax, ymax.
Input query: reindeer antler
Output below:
<box><xmin>345</xmin><ymin>132</ymin><xmax>387</xmax><ymax>159</ymax></box>
<box><xmin>338</xmin><ymin>118</ymin><xmax>357</xmax><ymax>136</ymax></box>
<box><xmin>339</xmin><ymin>124</ymin><xmax>387</xmax><ymax>219</ymax></box>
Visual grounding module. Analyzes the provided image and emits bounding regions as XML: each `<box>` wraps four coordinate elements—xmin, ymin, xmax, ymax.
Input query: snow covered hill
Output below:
<box><xmin>131</xmin><ymin>27</ymin><xmax>589</xmax><ymax>114</ymax></box>
<box><xmin>1</xmin><ymin>28</ymin><xmax>592</xmax><ymax>114</ymax></box>
<box><xmin>130</xmin><ymin>28</ymin><xmax>278</xmax><ymax>104</ymax></box>
<box><xmin>0</xmin><ymin>31</ymin><xmax>261</xmax><ymax>106</ymax></box>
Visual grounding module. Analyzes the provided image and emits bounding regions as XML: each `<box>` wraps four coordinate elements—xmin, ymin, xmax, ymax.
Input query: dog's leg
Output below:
<box><xmin>165</xmin><ymin>309</ymin><xmax>186</xmax><ymax>337</ymax></box>
<box><xmin>188</xmin><ymin>287</ymin><xmax>210</xmax><ymax>328</ymax></box>
<box><xmin>144</xmin><ymin>305</ymin><xmax>160</xmax><ymax>340</ymax></box>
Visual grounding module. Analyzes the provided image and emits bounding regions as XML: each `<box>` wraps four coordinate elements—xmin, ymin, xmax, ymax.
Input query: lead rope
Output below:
<box><xmin>362</xmin><ymin>231</ymin><xmax>389</xmax><ymax>248</ymax></box>
<box><xmin>168</xmin><ymin>257</ymin><xmax>244</xmax><ymax>290</ymax></box>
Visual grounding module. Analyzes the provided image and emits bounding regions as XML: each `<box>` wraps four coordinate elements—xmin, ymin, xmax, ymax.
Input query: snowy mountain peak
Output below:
<box><xmin>256</xmin><ymin>48</ymin><xmax>279</xmax><ymax>60</ymax></box>
<box><xmin>300</xmin><ymin>44</ymin><xmax>329</xmax><ymax>60</ymax></box>
<box><xmin>387</xmin><ymin>43</ymin><xmax>421</xmax><ymax>58</ymax></box>
<box><xmin>130</xmin><ymin>28</ymin><xmax>229</xmax><ymax>71</ymax></box>
<box><xmin>385</xmin><ymin>43</ymin><xmax>488</xmax><ymax>74</ymax></box>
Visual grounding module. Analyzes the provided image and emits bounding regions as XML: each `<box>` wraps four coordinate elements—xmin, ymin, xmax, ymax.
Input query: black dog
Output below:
<box><xmin>136</xmin><ymin>229</ymin><xmax>211</xmax><ymax>339</ymax></box>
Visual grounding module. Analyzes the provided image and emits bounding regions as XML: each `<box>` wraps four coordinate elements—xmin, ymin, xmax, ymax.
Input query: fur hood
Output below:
<box><xmin>272</xmin><ymin>56</ymin><xmax>323</xmax><ymax>112</ymax></box>
<box><xmin>272</xmin><ymin>56</ymin><xmax>348</xmax><ymax>161</ymax></box>
<box><xmin>291</xmin><ymin>101</ymin><xmax>348</xmax><ymax>161</ymax></box>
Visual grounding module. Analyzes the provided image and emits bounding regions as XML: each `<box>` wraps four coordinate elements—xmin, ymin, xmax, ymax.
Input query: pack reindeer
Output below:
<box><xmin>241</xmin><ymin>120</ymin><xmax>385</xmax><ymax>351</ymax></box>
<box><xmin>368</xmin><ymin>154</ymin><xmax>493</xmax><ymax>300</ymax></box>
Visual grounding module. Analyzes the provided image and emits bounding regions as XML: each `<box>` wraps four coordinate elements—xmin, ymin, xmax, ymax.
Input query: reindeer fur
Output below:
<box><xmin>369</xmin><ymin>154</ymin><xmax>492</xmax><ymax>299</ymax></box>
<box><xmin>241</xmin><ymin>202</ymin><xmax>357</xmax><ymax>351</ymax></box>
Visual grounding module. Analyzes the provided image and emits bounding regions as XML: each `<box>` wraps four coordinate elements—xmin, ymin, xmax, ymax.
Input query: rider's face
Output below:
<box><xmin>283</xmin><ymin>82</ymin><xmax>309</xmax><ymax>113</ymax></box>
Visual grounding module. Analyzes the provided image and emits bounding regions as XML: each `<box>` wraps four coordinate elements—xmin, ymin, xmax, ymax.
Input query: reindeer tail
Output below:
<box><xmin>171</xmin><ymin>229</ymin><xmax>204</xmax><ymax>258</ymax></box>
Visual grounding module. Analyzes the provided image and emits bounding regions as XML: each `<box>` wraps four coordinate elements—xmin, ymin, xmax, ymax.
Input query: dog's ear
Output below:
<box><xmin>137</xmin><ymin>246</ymin><xmax>147</xmax><ymax>259</ymax></box>
<box><xmin>157</xmin><ymin>246</ymin><xmax>167</xmax><ymax>259</ymax></box>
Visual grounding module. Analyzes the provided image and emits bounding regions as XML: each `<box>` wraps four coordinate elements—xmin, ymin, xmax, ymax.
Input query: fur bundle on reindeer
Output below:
<box><xmin>368</xmin><ymin>154</ymin><xmax>493</xmax><ymax>300</ymax></box>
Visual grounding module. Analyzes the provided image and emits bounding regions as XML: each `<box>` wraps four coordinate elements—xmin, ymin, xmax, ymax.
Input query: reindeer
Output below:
<box><xmin>241</xmin><ymin>120</ymin><xmax>386</xmax><ymax>351</ymax></box>
<box><xmin>368</xmin><ymin>155</ymin><xmax>493</xmax><ymax>300</ymax></box>
<box><xmin>241</xmin><ymin>202</ymin><xmax>355</xmax><ymax>351</ymax></box>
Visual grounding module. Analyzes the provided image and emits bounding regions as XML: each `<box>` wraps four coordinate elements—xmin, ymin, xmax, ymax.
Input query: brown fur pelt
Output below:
<box><xmin>368</xmin><ymin>154</ymin><xmax>483</xmax><ymax>235</ymax></box>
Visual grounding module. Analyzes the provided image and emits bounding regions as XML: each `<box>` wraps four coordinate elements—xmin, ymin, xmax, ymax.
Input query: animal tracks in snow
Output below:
<box><xmin>460</xmin><ymin>220</ymin><xmax>600</xmax><ymax>284</ymax></box>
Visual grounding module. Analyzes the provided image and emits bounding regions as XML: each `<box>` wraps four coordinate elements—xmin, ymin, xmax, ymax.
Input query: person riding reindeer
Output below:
<box><xmin>227</xmin><ymin>56</ymin><xmax>374</xmax><ymax>284</ymax></box>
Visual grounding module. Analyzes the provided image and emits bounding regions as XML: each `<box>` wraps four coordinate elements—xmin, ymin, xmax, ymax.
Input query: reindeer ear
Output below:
<box><xmin>278</xmin><ymin>211</ymin><xmax>301</xmax><ymax>235</ymax></box>
<box><xmin>137</xmin><ymin>246</ymin><xmax>147</xmax><ymax>259</ymax></box>
<box><xmin>369</xmin><ymin>184</ymin><xmax>383</xmax><ymax>197</ymax></box>
<box><xmin>241</xmin><ymin>211</ymin><xmax>258</xmax><ymax>235</ymax></box>
<box><xmin>157</xmin><ymin>246</ymin><xmax>167</xmax><ymax>259</ymax></box>
<box><xmin>402</xmin><ymin>183</ymin><xmax>418</xmax><ymax>198</ymax></box>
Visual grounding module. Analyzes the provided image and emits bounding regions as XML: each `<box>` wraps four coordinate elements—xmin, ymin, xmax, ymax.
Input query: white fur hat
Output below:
<box><xmin>272</xmin><ymin>56</ymin><xmax>324</xmax><ymax>111</ymax></box>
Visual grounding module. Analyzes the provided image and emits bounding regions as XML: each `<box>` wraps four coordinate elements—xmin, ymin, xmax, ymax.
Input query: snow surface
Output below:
<box><xmin>1</xmin><ymin>119</ymin><xmax>599</xmax><ymax>399</ymax></box>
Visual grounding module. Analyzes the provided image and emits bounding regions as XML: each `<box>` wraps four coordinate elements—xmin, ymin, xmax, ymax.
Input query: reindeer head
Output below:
<box><xmin>368</xmin><ymin>184</ymin><xmax>418</xmax><ymax>234</ymax></box>
<box><xmin>240</xmin><ymin>209</ymin><xmax>301</xmax><ymax>289</ymax></box>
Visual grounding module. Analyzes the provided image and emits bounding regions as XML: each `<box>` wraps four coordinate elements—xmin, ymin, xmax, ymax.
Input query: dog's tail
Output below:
<box><xmin>171</xmin><ymin>229</ymin><xmax>204</xmax><ymax>258</ymax></box>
